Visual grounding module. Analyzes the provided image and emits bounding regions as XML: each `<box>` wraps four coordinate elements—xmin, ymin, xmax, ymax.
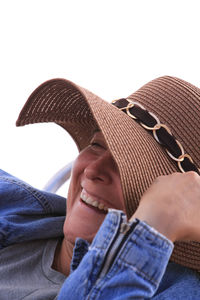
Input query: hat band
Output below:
<box><xmin>112</xmin><ymin>98</ymin><xmax>200</xmax><ymax>175</ymax></box>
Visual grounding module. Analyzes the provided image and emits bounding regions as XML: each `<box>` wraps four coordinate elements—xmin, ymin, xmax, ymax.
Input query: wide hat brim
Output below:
<box><xmin>16</xmin><ymin>77</ymin><xmax>200</xmax><ymax>272</ymax></box>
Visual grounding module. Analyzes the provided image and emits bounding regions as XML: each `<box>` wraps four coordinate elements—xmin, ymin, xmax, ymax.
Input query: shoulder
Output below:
<box><xmin>0</xmin><ymin>169</ymin><xmax>66</xmax><ymax>248</ymax></box>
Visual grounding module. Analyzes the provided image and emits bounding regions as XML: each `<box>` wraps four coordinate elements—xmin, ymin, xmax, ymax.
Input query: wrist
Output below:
<box><xmin>130</xmin><ymin>208</ymin><xmax>176</xmax><ymax>242</ymax></box>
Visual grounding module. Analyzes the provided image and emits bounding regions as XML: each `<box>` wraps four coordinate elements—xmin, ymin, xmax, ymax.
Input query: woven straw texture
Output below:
<box><xmin>16</xmin><ymin>76</ymin><xmax>200</xmax><ymax>272</ymax></box>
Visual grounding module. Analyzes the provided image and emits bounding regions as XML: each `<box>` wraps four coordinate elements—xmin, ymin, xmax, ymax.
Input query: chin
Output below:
<box><xmin>64</xmin><ymin>197</ymin><xmax>107</xmax><ymax>244</ymax></box>
<box><xmin>63</xmin><ymin>223</ymin><xmax>97</xmax><ymax>244</ymax></box>
<box><xmin>63</xmin><ymin>215</ymin><xmax>105</xmax><ymax>245</ymax></box>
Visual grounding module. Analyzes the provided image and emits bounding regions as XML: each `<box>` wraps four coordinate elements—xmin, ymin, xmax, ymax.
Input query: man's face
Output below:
<box><xmin>63</xmin><ymin>131</ymin><xmax>124</xmax><ymax>243</ymax></box>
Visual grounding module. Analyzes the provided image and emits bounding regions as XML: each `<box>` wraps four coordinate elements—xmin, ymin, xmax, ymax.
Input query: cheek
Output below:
<box><xmin>66</xmin><ymin>181</ymin><xmax>74</xmax><ymax>211</ymax></box>
<box><xmin>70</xmin><ymin>150</ymin><xmax>89</xmax><ymax>181</ymax></box>
<box><xmin>66</xmin><ymin>151</ymin><xmax>90</xmax><ymax>211</ymax></box>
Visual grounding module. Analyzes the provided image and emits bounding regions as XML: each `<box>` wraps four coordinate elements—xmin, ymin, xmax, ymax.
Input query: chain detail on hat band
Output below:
<box><xmin>112</xmin><ymin>98</ymin><xmax>200</xmax><ymax>175</ymax></box>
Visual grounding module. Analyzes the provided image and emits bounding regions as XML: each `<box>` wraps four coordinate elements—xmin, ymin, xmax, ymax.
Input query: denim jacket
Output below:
<box><xmin>0</xmin><ymin>169</ymin><xmax>66</xmax><ymax>248</ymax></box>
<box><xmin>0</xmin><ymin>169</ymin><xmax>200</xmax><ymax>299</ymax></box>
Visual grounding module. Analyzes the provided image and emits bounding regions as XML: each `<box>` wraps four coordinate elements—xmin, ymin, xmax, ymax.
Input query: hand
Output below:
<box><xmin>130</xmin><ymin>172</ymin><xmax>200</xmax><ymax>242</ymax></box>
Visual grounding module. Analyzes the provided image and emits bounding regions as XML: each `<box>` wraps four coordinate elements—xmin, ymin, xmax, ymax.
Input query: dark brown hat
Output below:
<box><xmin>16</xmin><ymin>76</ymin><xmax>200</xmax><ymax>272</ymax></box>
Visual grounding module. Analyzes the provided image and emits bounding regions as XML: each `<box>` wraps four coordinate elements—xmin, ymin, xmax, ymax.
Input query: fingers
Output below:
<box><xmin>131</xmin><ymin>172</ymin><xmax>200</xmax><ymax>242</ymax></box>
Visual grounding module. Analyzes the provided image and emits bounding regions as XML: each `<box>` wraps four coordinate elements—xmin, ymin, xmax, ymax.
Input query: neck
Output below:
<box><xmin>52</xmin><ymin>237</ymin><xmax>74</xmax><ymax>277</ymax></box>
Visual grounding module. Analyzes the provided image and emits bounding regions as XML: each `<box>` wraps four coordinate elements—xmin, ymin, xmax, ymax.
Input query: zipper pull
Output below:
<box><xmin>119</xmin><ymin>222</ymin><xmax>131</xmax><ymax>234</ymax></box>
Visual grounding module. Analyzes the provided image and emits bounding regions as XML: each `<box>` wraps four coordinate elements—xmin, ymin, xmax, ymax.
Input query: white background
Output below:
<box><xmin>0</xmin><ymin>0</ymin><xmax>200</xmax><ymax>196</ymax></box>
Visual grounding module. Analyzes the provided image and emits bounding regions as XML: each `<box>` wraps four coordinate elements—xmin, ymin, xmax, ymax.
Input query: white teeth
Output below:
<box><xmin>92</xmin><ymin>200</ymin><xmax>98</xmax><ymax>207</ymax></box>
<box><xmin>98</xmin><ymin>203</ymin><xmax>104</xmax><ymax>210</ymax></box>
<box><xmin>80</xmin><ymin>189</ymin><xmax>108</xmax><ymax>212</ymax></box>
<box><xmin>86</xmin><ymin>197</ymin><xmax>93</xmax><ymax>205</ymax></box>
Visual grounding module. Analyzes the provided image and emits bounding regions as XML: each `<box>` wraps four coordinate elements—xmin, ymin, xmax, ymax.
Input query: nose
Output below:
<box><xmin>84</xmin><ymin>151</ymin><xmax>114</xmax><ymax>184</ymax></box>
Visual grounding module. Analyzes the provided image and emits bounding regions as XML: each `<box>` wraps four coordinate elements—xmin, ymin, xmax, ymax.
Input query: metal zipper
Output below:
<box><xmin>87</xmin><ymin>214</ymin><xmax>139</xmax><ymax>299</ymax></box>
<box><xmin>98</xmin><ymin>215</ymin><xmax>139</xmax><ymax>279</ymax></box>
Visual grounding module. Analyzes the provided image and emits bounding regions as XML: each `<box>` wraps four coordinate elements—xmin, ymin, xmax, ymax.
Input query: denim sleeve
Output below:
<box><xmin>58</xmin><ymin>210</ymin><xmax>173</xmax><ymax>300</ymax></box>
<box><xmin>0</xmin><ymin>169</ymin><xmax>66</xmax><ymax>248</ymax></box>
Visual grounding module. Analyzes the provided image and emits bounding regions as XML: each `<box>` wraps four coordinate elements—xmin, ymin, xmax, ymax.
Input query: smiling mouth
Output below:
<box><xmin>80</xmin><ymin>189</ymin><xmax>108</xmax><ymax>213</ymax></box>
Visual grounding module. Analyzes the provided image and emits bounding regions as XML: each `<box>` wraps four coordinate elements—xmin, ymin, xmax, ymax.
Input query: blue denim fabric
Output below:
<box><xmin>58</xmin><ymin>210</ymin><xmax>200</xmax><ymax>300</ymax></box>
<box><xmin>0</xmin><ymin>169</ymin><xmax>66</xmax><ymax>248</ymax></box>
<box><xmin>1</xmin><ymin>170</ymin><xmax>200</xmax><ymax>299</ymax></box>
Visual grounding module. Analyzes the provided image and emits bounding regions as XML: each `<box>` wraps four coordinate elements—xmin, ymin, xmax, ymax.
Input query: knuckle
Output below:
<box><xmin>185</xmin><ymin>171</ymin><xmax>199</xmax><ymax>181</ymax></box>
<box><xmin>154</xmin><ymin>173</ymin><xmax>177</xmax><ymax>183</ymax></box>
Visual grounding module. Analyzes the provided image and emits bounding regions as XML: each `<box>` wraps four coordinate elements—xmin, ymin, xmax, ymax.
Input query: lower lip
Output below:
<box><xmin>80</xmin><ymin>198</ymin><xmax>107</xmax><ymax>215</ymax></box>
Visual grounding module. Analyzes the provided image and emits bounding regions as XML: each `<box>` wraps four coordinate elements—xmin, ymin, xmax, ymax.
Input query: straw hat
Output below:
<box><xmin>16</xmin><ymin>76</ymin><xmax>200</xmax><ymax>272</ymax></box>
